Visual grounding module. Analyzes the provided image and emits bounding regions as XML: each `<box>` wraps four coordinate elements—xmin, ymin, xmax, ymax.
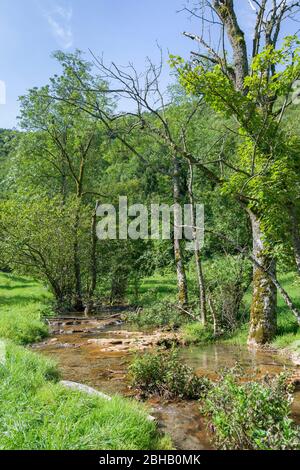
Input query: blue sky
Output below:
<box><xmin>0</xmin><ymin>0</ymin><xmax>297</xmax><ymax>129</ymax></box>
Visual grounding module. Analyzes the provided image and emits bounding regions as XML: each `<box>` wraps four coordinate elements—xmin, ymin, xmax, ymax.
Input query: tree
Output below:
<box><xmin>0</xmin><ymin>196</ymin><xmax>90</xmax><ymax>309</ymax></box>
<box><xmin>172</xmin><ymin>0</ymin><xmax>300</xmax><ymax>344</ymax></box>
<box><xmin>17</xmin><ymin>52</ymin><xmax>111</xmax><ymax>310</ymax></box>
<box><xmin>44</xmin><ymin>52</ymin><xmax>220</xmax><ymax>315</ymax></box>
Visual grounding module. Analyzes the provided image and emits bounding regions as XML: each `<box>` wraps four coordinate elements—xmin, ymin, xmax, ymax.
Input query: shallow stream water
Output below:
<box><xmin>34</xmin><ymin>316</ymin><xmax>300</xmax><ymax>450</ymax></box>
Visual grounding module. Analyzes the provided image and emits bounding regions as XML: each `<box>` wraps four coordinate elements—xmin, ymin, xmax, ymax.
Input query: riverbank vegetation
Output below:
<box><xmin>129</xmin><ymin>348</ymin><xmax>211</xmax><ymax>399</ymax></box>
<box><xmin>1</xmin><ymin>20</ymin><xmax>300</xmax><ymax>350</ymax></box>
<box><xmin>129</xmin><ymin>349</ymin><xmax>300</xmax><ymax>450</ymax></box>
<box><xmin>0</xmin><ymin>342</ymin><xmax>170</xmax><ymax>450</ymax></box>
<box><xmin>0</xmin><ymin>273</ymin><xmax>49</xmax><ymax>344</ymax></box>
<box><xmin>1</xmin><ymin>0</ymin><xmax>300</xmax><ymax>451</ymax></box>
<box><xmin>0</xmin><ymin>273</ymin><xmax>171</xmax><ymax>450</ymax></box>
<box><xmin>126</xmin><ymin>270</ymin><xmax>300</xmax><ymax>350</ymax></box>
<box><xmin>202</xmin><ymin>368</ymin><xmax>300</xmax><ymax>450</ymax></box>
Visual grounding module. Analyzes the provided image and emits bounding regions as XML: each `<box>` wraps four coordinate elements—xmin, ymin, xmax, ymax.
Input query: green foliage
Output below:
<box><xmin>97</xmin><ymin>239</ymin><xmax>150</xmax><ymax>304</ymax></box>
<box><xmin>273</xmin><ymin>334</ymin><xmax>300</xmax><ymax>349</ymax></box>
<box><xmin>130</xmin><ymin>272</ymin><xmax>179</xmax><ymax>307</ymax></box>
<box><xmin>181</xmin><ymin>322</ymin><xmax>215</xmax><ymax>344</ymax></box>
<box><xmin>173</xmin><ymin>36</ymin><xmax>300</xmax><ymax>125</ymax></box>
<box><xmin>222</xmin><ymin>323</ymin><xmax>249</xmax><ymax>346</ymax></box>
<box><xmin>0</xmin><ymin>342</ymin><xmax>171</xmax><ymax>450</ymax></box>
<box><xmin>245</xmin><ymin>36</ymin><xmax>300</xmax><ymax>102</ymax></box>
<box><xmin>172</xmin><ymin>37</ymin><xmax>300</xmax><ymax>268</ymax></box>
<box><xmin>125</xmin><ymin>301</ymin><xmax>186</xmax><ymax>328</ymax></box>
<box><xmin>204</xmin><ymin>255</ymin><xmax>252</xmax><ymax>332</ymax></box>
<box><xmin>202</xmin><ymin>367</ymin><xmax>300</xmax><ymax>450</ymax></box>
<box><xmin>0</xmin><ymin>196</ymin><xmax>91</xmax><ymax>309</ymax></box>
<box><xmin>129</xmin><ymin>348</ymin><xmax>211</xmax><ymax>399</ymax></box>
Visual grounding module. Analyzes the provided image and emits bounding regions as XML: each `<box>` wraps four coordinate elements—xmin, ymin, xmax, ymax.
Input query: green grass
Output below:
<box><xmin>0</xmin><ymin>342</ymin><xmax>171</xmax><ymax>450</ymax></box>
<box><xmin>130</xmin><ymin>272</ymin><xmax>178</xmax><ymax>306</ymax></box>
<box><xmin>271</xmin><ymin>272</ymin><xmax>300</xmax><ymax>348</ymax></box>
<box><xmin>0</xmin><ymin>271</ymin><xmax>171</xmax><ymax>450</ymax></box>
<box><xmin>217</xmin><ymin>272</ymin><xmax>300</xmax><ymax>348</ymax></box>
<box><xmin>137</xmin><ymin>270</ymin><xmax>300</xmax><ymax>349</ymax></box>
<box><xmin>0</xmin><ymin>272</ymin><xmax>51</xmax><ymax>307</ymax></box>
<box><xmin>0</xmin><ymin>272</ymin><xmax>50</xmax><ymax>344</ymax></box>
<box><xmin>181</xmin><ymin>322</ymin><xmax>215</xmax><ymax>344</ymax></box>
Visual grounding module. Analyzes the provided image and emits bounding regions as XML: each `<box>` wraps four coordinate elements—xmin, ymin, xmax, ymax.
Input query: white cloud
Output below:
<box><xmin>45</xmin><ymin>4</ymin><xmax>73</xmax><ymax>49</ymax></box>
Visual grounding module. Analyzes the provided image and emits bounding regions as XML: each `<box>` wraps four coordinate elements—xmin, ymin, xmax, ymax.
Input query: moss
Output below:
<box><xmin>178</xmin><ymin>284</ymin><xmax>187</xmax><ymax>305</ymax></box>
<box><xmin>219</xmin><ymin>4</ymin><xmax>230</xmax><ymax>19</ymax></box>
<box><xmin>248</xmin><ymin>263</ymin><xmax>277</xmax><ymax>345</ymax></box>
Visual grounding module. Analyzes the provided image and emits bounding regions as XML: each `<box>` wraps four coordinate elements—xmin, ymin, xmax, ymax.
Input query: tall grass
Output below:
<box><xmin>0</xmin><ymin>272</ymin><xmax>171</xmax><ymax>450</ymax></box>
<box><xmin>0</xmin><ymin>342</ymin><xmax>170</xmax><ymax>450</ymax></box>
<box><xmin>0</xmin><ymin>272</ymin><xmax>50</xmax><ymax>344</ymax></box>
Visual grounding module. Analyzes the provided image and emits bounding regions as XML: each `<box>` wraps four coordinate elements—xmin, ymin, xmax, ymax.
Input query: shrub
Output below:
<box><xmin>204</xmin><ymin>255</ymin><xmax>252</xmax><ymax>332</ymax></box>
<box><xmin>125</xmin><ymin>301</ymin><xmax>187</xmax><ymax>328</ymax></box>
<box><xmin>202</xmin><ymin>367</ymin><xmax>300</xmax><ymax>450</ymax></box>
<box><xmin>129</xmin><ymin>348</ymin><xmax>211</xmax><ymax>399</ymax></box>
<box><xmin>39</xmin><ymin>301</ymin><xmax>58</xmax><ymax>319</ymax></box>
<box><xmin>181</xmin><ymin>322</ymin><xmax>215</xmax><ymax>344</ymax></box>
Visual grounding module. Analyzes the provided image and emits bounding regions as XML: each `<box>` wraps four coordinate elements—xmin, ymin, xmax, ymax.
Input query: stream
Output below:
<box><xmin>32</xmin><ymin>314</ymin><xmax>300</xmax><ymax>450</ymax></box>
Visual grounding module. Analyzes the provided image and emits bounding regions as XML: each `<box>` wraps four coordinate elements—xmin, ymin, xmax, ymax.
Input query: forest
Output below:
<box><xmin>1</xmin><ymin>0</ymin><xmax>300</xmax><ymax>455</ymax></box>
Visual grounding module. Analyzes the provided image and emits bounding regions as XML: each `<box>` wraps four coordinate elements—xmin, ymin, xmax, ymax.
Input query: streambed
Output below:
<box><xmin>33</xmin><ymin>315</ymin><xmax>300</xmax><ymax>450</ymax></box>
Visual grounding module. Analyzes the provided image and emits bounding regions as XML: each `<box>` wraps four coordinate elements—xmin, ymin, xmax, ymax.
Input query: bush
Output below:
<box><xmin>202</xmin><ymin>367</ymin><xmax>300</xmax><ymax>450</ymax></box>
<box><xmin>0</xmin><ymin>342</ymin><xmax>171</xmax><ymax>450</ymax></box>
<box><xmin>125</xmin><ymin>301</ymin><xmax>186</xmax><ymax>328</ymax></box>
<box><xmin>204</xmin><ymin>255</ymin><xmax>252</xmax><ymax>332</ymax></box>
<box><xmin>129</xmin><ymin>348</ymin><xmax>211</xmax><ymax>399</ymax></box>
<box><xmin>181</xmin><ymin>322</ymin><xmax>215</xmax><ymax>344</ymax></box>
<box><xmin>0</xmin><ymin>303</ymin><xmax>48</xmax><ymax>344</ymax></box>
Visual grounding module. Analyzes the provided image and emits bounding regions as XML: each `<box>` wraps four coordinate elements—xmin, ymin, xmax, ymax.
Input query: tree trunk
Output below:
<box><xmin>248</xmin><ymin>210</ymin><xmax>277</xmax><ymax>346</ymax></box>
<box><xmin>212</xmin><ymin>0</ymin><xmax>249</xmax><ymax>91</ymax></box>
<box><xmin>85</xmin><ymin>201</ymin><xmax>100</xmax><ymax>316</ymax></box>
<box><xmin>194</xmin><ymin>249</ymin><xmax>206</xmax><ymax>324</ymax></box>
<box><xmin>188</xmin><ymin>160</ymin><xmax>206</xmax><ymax>323</ymax></box>
<box><xmin>290</xmin><ymin>205</ymin><xmax>300</xmax><ymax>275</ymax></box>
<box><xmin>173</xmin><ymin>156</ymin><xmax>188</xmax><ymax>306</ymax></box>
<box><xmin>208</xmin><ymin>295</ymin><xmax>217</xmax><ymax>336</ymax></box>
<box><xmin>73</xmin><ymin>161</ymin><xmax>86</xmax><ymax>312</ymax></box>
<box><xmin>73</xmin><ymin>206</ymin><xmax>83</xmax><ymax>311</ymax></box>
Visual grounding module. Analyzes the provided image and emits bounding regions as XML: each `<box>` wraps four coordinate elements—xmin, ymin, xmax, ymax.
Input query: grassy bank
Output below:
<box><xmin>132</xmin><ymin>270</ymin><xmax>300</xmax><ymax>350</ymax></box>
<box><xmin>223</xmin><ymin>272</ymin><xmax>300</xmax><ymax>349</ymax></box>
<box><xmin>0</xmin><ymin>342</ymin><xmax>169</xmax><ymax>450</ymax></box>
<box><xmin>0</xmin><ymin>272</ymin><xmax>171</xmax><ymax>450</ymax></box>
<box><xmin>0</xmin><ymin>273</ymin><xmax>50</xmax><ymax>344</ymax></box>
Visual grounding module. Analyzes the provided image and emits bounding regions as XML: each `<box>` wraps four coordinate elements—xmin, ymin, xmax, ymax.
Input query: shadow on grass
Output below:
<box><xmin>276</xmin><ymin>307</ymin><xmax>300</xmax><ymax>336</ymax></box>
<box><xmin>0</xmin><ymin>273</ymin><xmax>36</xmax><ymax>284</ymax></box>
<box><xmin>0</xmin><ymin>284</ymin><xmax>37</xmax><ymax>290</ymax></box>
<box><xmin>0</xmin><ymin>272</ymin><xmax>45</xmax><ymax>308</ymax></box>
<box><xmin>0</xmin><ymin>295</ymin><xmax>42</xmax><ymax>308</ymax></box>
<box><xmin>139</xmin><ymin>279</ymin><xmax>177</xmax><ymax>295</ymax></box>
